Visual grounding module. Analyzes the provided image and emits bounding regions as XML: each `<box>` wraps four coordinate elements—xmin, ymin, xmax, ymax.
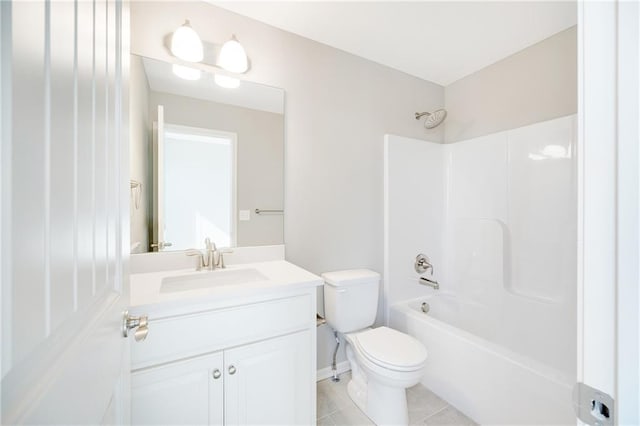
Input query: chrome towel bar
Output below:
<box><xmin>255</xmin><ymin>209</ymin><xmax>284</xmax><ymax>215</ymax></box>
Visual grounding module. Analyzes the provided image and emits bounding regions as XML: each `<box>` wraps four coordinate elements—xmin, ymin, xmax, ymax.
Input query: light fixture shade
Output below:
<box><xmin>214</xmin><ymin>74</ymin><xmax>241</xmax><ymax>89</ymax></box>
<box><xmin>172</xmin><ymin>64</ymin><xmax>201</xmax><ymax>81</ymax></box>
<box><xmin>218</xmin><ymin>35</ymin><xmax>248</xmax><ymax>73</ymax></box>
<box><xmin>171</xmin><ymin>20</ymin><xmax>203</xmax><ymax>63</ymax></box>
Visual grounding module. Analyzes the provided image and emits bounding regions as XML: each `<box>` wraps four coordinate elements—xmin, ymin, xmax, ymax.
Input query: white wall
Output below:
<box><xmin>130</xmin><ymin>1</ymin><xmax>445</xmax><ymax>370</ymax></box>
<box><xmin>445</xmin><ymin>26</ymin><xmax>577</xmax><ymax>142</ymax></box>
<box><xmin>130</xmin><ymin>55</ymin><xmax>151</xmax><ymax>253</ymax></box>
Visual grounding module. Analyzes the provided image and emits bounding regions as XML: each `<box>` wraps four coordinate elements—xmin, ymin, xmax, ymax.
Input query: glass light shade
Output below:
<box><xmin>218</xmin><ymin>36</ymin><xmax>248</xmax><ymax>73</ymax></box>
<box><xmin>172</xmin><ymin>64</ymin><xmax>201</xmax><ymax>81</ymax></box>
<box><xmin>171</xmin><ymin>20</ymin><xmax>203</xmax><ymax>63</ymax></box>
<box><xmin>214</xmin><ymin>74</ymin><xmax>241</xmax><ymax>89</ymax></box>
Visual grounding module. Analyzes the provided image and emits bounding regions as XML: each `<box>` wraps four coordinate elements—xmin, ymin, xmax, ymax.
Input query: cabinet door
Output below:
<box><xmin>224</xmin><ymin>330</ymin><xmax>313</xmax><ymax>425</ymax></box>
<box><xmin>132</xmin><ymin>352</ymin><xmax>224</xmax><ymax>425</ymax></box>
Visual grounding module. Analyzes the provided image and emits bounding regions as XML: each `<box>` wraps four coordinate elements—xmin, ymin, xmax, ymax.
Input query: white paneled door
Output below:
<box><xmin>578</xmin><ymin>1</ymin><xmax>640</xmax><ymax>425</ymax></box>
<box><xmin>1</xmin><ymin>0</ymin><xmax>131</xmax><ymax>424</ymax></box>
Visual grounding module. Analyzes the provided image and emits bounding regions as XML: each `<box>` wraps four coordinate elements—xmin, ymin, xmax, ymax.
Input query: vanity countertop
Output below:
<box><xmin>129</xmin><ymin>260</ymin><xmax>323</xmax><ymax>316</ymax></box>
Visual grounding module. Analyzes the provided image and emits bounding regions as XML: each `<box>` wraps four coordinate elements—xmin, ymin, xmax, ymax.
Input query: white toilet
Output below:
<box><xmin>322</xmin><ymin>269</ymin><xmax>428</xmax><ymax>426</ymax></box>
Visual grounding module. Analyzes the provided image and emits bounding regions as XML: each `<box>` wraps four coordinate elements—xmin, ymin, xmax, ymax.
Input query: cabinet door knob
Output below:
<box><xmin>212</xmin><ymin>369</ymin><xmax>221</xmax><ymax>379</ymax></box>
<box><xmin>228</xmin><ymin>365</ymin><xmax>237</xmax><ymax>375</ymax></box>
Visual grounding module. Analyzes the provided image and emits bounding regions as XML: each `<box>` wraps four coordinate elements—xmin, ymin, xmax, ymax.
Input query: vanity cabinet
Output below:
<box><xmin>132</xmin><ymin>352</ymin><xmax>224</xmax><ymax>425</ymax></box>
<box><xmin>224</xmin><ymin>331</ymin><xmax>311</xmax><ymax>425</ymax></box>
<box><xmin>130</xmin><ymin>291</ymin><xmax>316</xmax><ymax>425</ymax></box>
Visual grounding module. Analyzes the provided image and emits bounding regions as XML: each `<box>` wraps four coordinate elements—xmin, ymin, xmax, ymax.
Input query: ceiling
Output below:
<box><xmin>212</xmin><ymin>1</ymin><xmax>576</xmax><ymax>86</ymax></box>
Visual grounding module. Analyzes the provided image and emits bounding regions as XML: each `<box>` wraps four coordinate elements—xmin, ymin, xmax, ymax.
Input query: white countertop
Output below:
<box><xmin>129</xmin><ymin>260</ymin><xmax>323</xmax><ymax>316</ymax></box>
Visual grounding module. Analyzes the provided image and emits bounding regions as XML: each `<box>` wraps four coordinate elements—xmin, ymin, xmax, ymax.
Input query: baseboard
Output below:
<box><xmin>316</xmin><ymin>361</ymin><xmax>351</xmax><ymax>382</ymax></box>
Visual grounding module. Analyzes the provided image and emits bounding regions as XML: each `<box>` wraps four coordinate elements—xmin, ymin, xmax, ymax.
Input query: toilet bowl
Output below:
<box><xmin>344</xmin><ymin>327</ymin><xmax>427</xmax><ymax>425</ymax></box>
<box><xmin>322</xmin><ymin>269</ymin><xmax>428</xmax><ymax>425</ymax></box>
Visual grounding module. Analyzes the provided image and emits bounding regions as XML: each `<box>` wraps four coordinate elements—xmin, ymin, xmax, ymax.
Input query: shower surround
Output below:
<box><xmin>383</xmin><ymin>115</ymin><xmax>576</xmax><ymax>424</ymax></box>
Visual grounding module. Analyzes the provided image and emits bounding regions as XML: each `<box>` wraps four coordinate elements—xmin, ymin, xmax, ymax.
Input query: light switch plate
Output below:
<box><xmin>239</xmin><ymin>210</ymin><xmax>250</xmax><ymax>221</ymax></box>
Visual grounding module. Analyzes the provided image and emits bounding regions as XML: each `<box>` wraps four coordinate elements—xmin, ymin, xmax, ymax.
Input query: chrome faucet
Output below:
<box><xmin>419</xmin><ymin>276</ymin><xmax>440</xmax><ymax>290</ymax></box>
<box><xmin>415</xmin><ymin>253</ymin><xmax>439</xmax><ymax>290</ymax></box>
<box><xmin>185</xmin><ymin>238</ymin><xmax>232</xmax><ymax>271</ymax></box>
<box><xmin>186</xmin><ymin>238</ymin><xmax>219</xmax><ymax>271</ymax></box>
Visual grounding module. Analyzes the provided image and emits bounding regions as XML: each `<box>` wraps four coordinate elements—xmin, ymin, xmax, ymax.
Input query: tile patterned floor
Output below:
<box><xmin>316</xmin><ymin>372</ymin><xmax>477</xmax><ymax>426</ymax></box>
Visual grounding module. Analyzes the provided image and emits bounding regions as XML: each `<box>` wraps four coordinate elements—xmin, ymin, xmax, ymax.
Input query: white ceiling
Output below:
<box><xmin>213</xmin><ymin>1</ymin><xmax>576</xmax><ymax>86</ymax></box>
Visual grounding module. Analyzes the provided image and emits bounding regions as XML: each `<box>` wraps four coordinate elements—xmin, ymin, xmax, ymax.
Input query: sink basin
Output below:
<box><xmin>160</xmin><ymin>268</ymin><xmax>268</xmax><ymax>293</ymax></box>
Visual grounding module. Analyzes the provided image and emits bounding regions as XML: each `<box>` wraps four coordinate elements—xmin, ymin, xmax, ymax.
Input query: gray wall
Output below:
<box><xmin>444</xmin><ymin>26</ymin><xmax>577</xmax><ymax>142</ymax></box>
<box><xmin>130</xmin><ymin>1</ymin><xmax>445</xmax><ymax>371</ymax></box>
<box><xmin>130</xmin><ymin>55</ymin><xmax>152</xmax><ymax>253</ymax></box>
<box><xmin>149</xmin><ymin>91</ymin><xmax>285</xmax><ymax>247</ymax></box>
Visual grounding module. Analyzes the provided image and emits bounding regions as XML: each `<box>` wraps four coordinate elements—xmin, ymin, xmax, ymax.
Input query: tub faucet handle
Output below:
<box><xmin>415</xmin><ymin>254</ymin><xmax>434</xmax><ymax>275</ymax></box>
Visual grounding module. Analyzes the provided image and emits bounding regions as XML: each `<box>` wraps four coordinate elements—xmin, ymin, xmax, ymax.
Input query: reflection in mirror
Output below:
<box><xmin>162</xmin><ymin>124</ymin><xmax>237</xmax><ymax>250</ymax></box>
<box><xmin>129</xmin><ymin>55</ymin><xmax>284</xmax><ymax>253</ymax></box>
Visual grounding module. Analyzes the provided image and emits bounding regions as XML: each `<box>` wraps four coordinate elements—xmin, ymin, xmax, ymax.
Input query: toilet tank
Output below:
<box><xmin>322</xmin><ymin>269</ymin><xmax>380</xmax><ymax>333</ymax></box>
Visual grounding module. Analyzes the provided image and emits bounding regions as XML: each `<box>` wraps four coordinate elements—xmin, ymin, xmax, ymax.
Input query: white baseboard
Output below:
<box><xmin>316</xmin><ymin>361</ymin><xmax>351</xmax><ymax>382</ymax></box>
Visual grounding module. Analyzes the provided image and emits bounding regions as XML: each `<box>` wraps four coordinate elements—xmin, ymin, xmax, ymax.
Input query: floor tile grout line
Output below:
<box><xmin>318</xmin><ymin>413</ymin><xmax>334</xmax><ymax>422</ymax></box>
<box><xmin>419</xmin><ymin>403</ymin><xmax>451</xmax><ymax>423</ymax></box>
<box><xmin>317</xmin><ymin>407</ymin><xmax>340</xmax><ymax>420</ymax></box>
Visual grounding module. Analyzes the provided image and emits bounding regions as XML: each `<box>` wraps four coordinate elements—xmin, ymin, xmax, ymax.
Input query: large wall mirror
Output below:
<box><xmin>130</xmin><ymin>55</ymin><xmax>284</xmax><ymax>253</ymax></box>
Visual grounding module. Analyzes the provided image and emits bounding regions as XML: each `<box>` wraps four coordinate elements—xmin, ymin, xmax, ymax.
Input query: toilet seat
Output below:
<box><xmin>351</xmin><ymin>326</ymin><xmax>427</xmax><ymax>372</ymax></box>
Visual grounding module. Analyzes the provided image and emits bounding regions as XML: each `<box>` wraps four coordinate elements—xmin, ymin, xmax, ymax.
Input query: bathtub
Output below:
<box><xmin>389</xmin><ymin>296</ymin><xmax>575</xmax><ymax>425</ymax></box>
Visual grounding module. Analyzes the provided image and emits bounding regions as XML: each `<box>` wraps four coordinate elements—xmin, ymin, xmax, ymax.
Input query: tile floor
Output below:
<box><xmin>316</xmin><ymin>372</ymin><xmax>477</xmax><ymax>426</ymax></box>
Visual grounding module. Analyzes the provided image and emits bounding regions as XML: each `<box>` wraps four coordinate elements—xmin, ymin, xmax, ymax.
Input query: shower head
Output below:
<box><xmin>415</xmin><ymin>108</ymin><xmax>447</xmax><ymax>129</ymax></box>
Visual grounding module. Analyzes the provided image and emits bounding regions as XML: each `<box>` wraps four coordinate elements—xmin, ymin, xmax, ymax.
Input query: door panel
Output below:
<box><xmin>6</xmin><ymin>0</ymin><xmax>47</xmax><ymax>367</ymax></box>
<box><xmin>224</xmin><ymin>331</ymin><xmax>312</xmax><ymax>426</ymax></box>
<box><xmin>1</xmin><ymin>0</ymin><xmax>131</xmax><ymax>423</ymax></box>
<box><xmin>131</xmin><ymin>352</ymin><xmax>224</xmax><ymax>426</ymax></box>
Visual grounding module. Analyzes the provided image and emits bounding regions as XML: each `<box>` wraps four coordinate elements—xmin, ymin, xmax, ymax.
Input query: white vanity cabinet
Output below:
<box><xmin>132</xmin><ymin>352</ymin><xmax>225</xmax><ymax>425</ymax></box>
<box><xmin>223</xmin><ymin>331</ymin><xmax>311</xmax><ymax>425</ymax></box>
<box><xmin>130</xmin><ymin>289</ymin><xmax>317</xmax><ymax>426</ymax></box>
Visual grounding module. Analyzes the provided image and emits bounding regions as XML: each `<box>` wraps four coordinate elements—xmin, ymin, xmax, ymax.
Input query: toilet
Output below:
<box><xmin>322</xmin><ymin>269</ymin><xmax>428</xmax><ymax>426</ymax></box>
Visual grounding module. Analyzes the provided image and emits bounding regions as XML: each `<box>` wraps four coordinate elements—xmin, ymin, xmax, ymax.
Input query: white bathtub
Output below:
<box><xmin>389</xmin><ymin>296</ymin><xmax>575</xmax><ymax>425</ymax></box>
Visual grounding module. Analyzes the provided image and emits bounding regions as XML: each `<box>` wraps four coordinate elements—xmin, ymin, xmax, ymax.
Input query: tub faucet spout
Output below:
<box><xmin>419</xmin><ymin>276</ymin><xmax>440</xmax><ymax>290</ymax></box>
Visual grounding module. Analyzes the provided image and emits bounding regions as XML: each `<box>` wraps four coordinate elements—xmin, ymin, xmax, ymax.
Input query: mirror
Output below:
<box><xmin>129</xmin><ymin>55</ymin><xmax>284</xmax><ymax>253</ymax></box>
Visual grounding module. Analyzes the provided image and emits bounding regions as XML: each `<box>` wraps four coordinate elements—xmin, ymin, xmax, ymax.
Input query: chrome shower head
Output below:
<box><xmin>415</xmin><ymin>108</ymin><xmax>447</xmax><ymax>129</ymax></box>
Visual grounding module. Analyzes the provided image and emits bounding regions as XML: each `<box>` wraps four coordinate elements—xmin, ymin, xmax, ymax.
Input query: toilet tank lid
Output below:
<box><xmin>322</xmin><ymin>269</ymin><xmax>380</xmax><ymax>287</ymax></box>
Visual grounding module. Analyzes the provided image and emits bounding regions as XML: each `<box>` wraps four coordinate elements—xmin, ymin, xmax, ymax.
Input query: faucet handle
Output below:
<box><xmin>415</xmin><ymin>254</ymin><xmax>434</xmax><ymax>275</ymax></box>
<box><xmin>185</xmin><ymin>249</ymin><xmax>205</xmax><ymax>271</ymax></box>
<box><xmin>216</xmin><ymin>249</ymin><xmax>233</xmax><ymax>269</ymax></box>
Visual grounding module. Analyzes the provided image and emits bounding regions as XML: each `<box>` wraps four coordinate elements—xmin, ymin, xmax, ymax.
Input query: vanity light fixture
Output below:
<box><xmin>214</xmin><ymin>74</ymin><xmax>241</xmax><ymax>89</ymax></box>
<box><xmin>172</xmin><ymin>64</ymin><xmax>201</xmax><ymax>81</ymax></box>
<box><xmin>218</xmin><ymin>35</ymin><xmax>248</xmax><ymax>73</ymax></box>
<box><xmin>170</xmin><ymin>20</ymin><xmax>204</xmax><ymax>63</ymax></box>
